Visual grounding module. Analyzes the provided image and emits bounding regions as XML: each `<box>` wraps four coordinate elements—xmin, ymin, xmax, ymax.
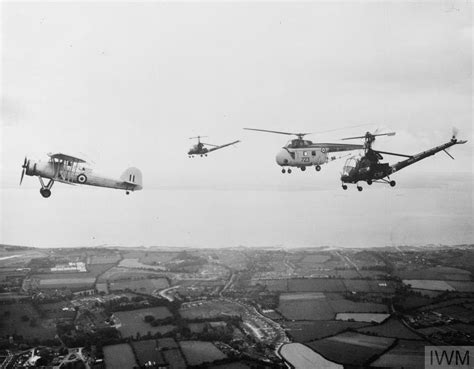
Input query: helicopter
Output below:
<box><xmin>20</xmin><ymin>152</ymin><xmax>143</xmax><ymax>198</ymax></box>
<box><xmin>243</xmin><ymin>128</ymin><xmax>363</xmax><ymax>173</ymax></box>
<box><xmin>339</xmin><ymin>130</ymin><xmax>467</xmax><ymax>191</ymax></box>
<box><xmin>188</xmin><ymin>136</ymin><xmax>240</xmax><ymax>157</ymax></box>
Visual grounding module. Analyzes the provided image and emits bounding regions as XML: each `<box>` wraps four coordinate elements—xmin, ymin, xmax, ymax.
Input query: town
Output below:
<box><xmin>0</xmin><ymin>244</ymin><xmax>473</xmax><ymax>368</ymax></box>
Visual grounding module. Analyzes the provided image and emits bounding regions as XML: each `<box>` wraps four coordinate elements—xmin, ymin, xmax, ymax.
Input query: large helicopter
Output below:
<box><xmin>243</xmin><ymin>128</ymin><xmax>363</xmax><ymax>173</ymax></box>
<box><xmin>340</xmin><ymin>130</ymin><xmax>467</xmax><ymax>191</ymax></box>
<box><xmin>188</xmin><ymin>136</ymin><xmax>240</xmax><ymax>157</ymax></box>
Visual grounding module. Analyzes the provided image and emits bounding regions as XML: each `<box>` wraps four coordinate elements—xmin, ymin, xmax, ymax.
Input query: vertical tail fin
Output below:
<box><xmin>120</xmin><ymin>167</ymin><xmax>143</xmax><ymax>190</ymax></box>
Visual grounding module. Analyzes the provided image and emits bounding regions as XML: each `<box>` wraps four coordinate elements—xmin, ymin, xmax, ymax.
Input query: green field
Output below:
<box><xmin>369</xmin><ymin>339</ymin><xmax>428</xmax><ymax>368</ymax></box>
<box><xmin>307</xmin><ymin>332</ymin><xmax>395</xmax><ymax>366</ymax></box>
<box><xmin>335</xmin><ymin>313</ymin><xmax>390</xmax><ymax>323</ymax></box>
<box><xmin>179</xmin><ymin>341</ymin><xmax>227</xmax><ymax>366</ymax></box>
<box><xmin>356</xmin><ymin>316</ymin><xmax>422</xmax><ymax>340</ymax></box>
<box><xmin>114</xmin><ymin>306</ymin><xmax>174</xmax><ymax>337</ymax></box>
<box><xmin>285</xmin><ymin>321</ymin><xmax>370</xmax><ymax>342</ymax></box>
<box><xmin>0</xmin><ymin>303</ymin><xmax>57</xmax><ymax>341</ymax></box>
<box><xmin>280</xmin><ymin>343</ymin><xmax>343</xmax><ymax>369</ymax></box>
<box><xmin>103</xmin><ymin>343</ymin><xmax>137</xmax><ymax>369</ymax></box>
<box><xmin>98</xmin><ymin>266</ymin><xmax>164</xmax><ymax>281</ymax></box>
<box><xmin>109</xmin><ymin>278</ymin><xmax>169</xmax><ymax>295</ymax></box>
<box><xmin>403</xmin><ymin>279</ymin><xmax>455</xmax><ymax>291</ymax></box>
<box><xmin>131</xmin><ymin>339</ymin><xmax>167</xmax><ymax>367</ymax></box>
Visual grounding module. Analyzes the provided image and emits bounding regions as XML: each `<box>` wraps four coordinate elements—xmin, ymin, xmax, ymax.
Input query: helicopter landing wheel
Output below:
<box><xmin>367</xmin><ymin>180</ymin><xmax>372</xmax><ymax>185</ymax></box>
<box><xmin>282</xmin><ymin>168</ymin><xmax>286</xmax><ymax>174</ymax></box>
<box><xmin>390</xmin><ymin>180</ymin><xmax>396</xmax><ymax>187</ymax></box>
<box><xmin>205</xmin><ymin>154</ymin><xmax>207</xmax><ymax>157</ymax></box>
<box><xmin>300</xmin><ymin>167</ymin><xmax>306</xmax><ymax>172</ymax></box>
<box><xmin>342</xmin><ymin>185</ymin><xmax>348</xmax><ymax>190</ymax></box>
<box><xmin>40</xmin><ymin>188</ymin><xmax>51</xmax><ymax>198</ymax></box>
<box><xmin>288</xmin><ymin>169</ymin><xmax>292</xmax><ymax>174</ymax></box>
<box><xmin>357</xmin><ymin>186</ymin><xmax>363</xmax><ymax>192</ymax></box>
<box><xmin>315</xmin><ymin>165</ymin><xmax>321</xmax><ymax>172</ymax></box>
<box><xmin>126</xmin><ymin>191</ymin><xmax>130</xmax><ymax>195</ymax></box>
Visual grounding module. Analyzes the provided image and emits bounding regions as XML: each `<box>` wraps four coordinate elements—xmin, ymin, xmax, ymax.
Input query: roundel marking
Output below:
<box><xmin>77</xmin><ymin>174</ymin><xmax>87</xmax><ymax>184</ymax></box>
<box><xmin>321</xmin><ymin>148</ymin><xmax>327</xmax><ymax>153</ymax></box>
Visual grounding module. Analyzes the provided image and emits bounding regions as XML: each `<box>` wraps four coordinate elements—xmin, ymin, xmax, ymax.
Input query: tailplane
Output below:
<box><xmin>120</xmin><ymin>167</ymin><xmax>143</xmax><ymax>191</ymax></box>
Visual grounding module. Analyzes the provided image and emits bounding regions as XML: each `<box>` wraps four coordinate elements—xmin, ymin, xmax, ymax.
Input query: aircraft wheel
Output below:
<box><xmin>367</xmin><ymin>180</ymin><xmax>372</xmax><ymax>185</ymax></box>
<box><xmin>282</xmin><ymin>168</ymin><xmax>286</xmax><ymax>174</ymax></box>
<box><xmin>390</xmin><ymin>180</ymin><xmax>396</xmax><ymax>187</ymax></box>
<box><xmin>288</xmin><ymin>169</ymin><xmax>292</xmax><ymax>174</ymax></box>
<box><xmin>315</xmin><ymin>165</ymin><xmax>321</xmax><ymax>172</ymax></box>
<box><xmin>40</xmin><ymin>189</ymin><xmax>51</xmax><ymax>198</ymax></box>
<box><xmin>126</xmin><ymin>191</ymin><xmax>130</xmax><ymax>195</ymax></box>
<box><xmin>357</xmin><ymin>186</ymin><xmax>363</xmax><ymax>192</ymax></box>
<box><xmin>342</xmin><ymin>185</ymin><xmax>348</xmax><ymax>190</ymax></box>
<box><xmin>300</xmin><ymin>167</ymin><xmax>306</xmax><ymax>172</ymax></box>
<box><xmin>205</xmin><ymin>154</ymin><xmax>208</xmax><ymax>157</ymax></box>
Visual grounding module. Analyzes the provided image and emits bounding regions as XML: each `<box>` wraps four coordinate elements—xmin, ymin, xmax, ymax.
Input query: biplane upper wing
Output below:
<box><xmin>47</xmin><ymin>152</ymin><xmax>87</xmax><ymax>163</ymax></box>
<box><xmin>206</xmin><ymin>140</ymin><xmax>240</xmax><ymax>153</ymax></box>
<box><xmin>309</xmin><ymin>143</ymin><xmax>364</xmax><ymax>152</ymax></box>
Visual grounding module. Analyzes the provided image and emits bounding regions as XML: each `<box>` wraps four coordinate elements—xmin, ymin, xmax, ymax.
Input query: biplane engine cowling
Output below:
<box><xmin>120</xmin><ymin>167</ymin><xmax>143</xmax><ymax>190</ymax></box>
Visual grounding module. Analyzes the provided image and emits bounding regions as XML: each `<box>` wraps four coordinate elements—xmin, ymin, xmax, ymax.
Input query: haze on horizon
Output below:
<box><xmin>1</xmin><ymin>1</ymin><xmax>472</xmax><ymax>249</ymax></box>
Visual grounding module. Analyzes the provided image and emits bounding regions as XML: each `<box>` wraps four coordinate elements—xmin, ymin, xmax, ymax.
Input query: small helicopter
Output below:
<box><xmin>340</xmin><ymin>130</ymin><xmax>467</xmax><ymax>191</ymax></box>
<box><xmin>188</xmin><ymin>136</ymin><xmax>240</xmax><ymax>157</ymax></box>
<box><xmin>243</xmin><ymin>128</ymin><xmax>363</xmax><ymax>173</ymax></box>
<box><xmin>20</xmin><ymin>152</ymin><xmax>143</xmax><ymax>198</ymax></box>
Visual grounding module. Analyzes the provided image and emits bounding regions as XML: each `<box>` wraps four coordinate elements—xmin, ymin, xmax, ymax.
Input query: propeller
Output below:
<box><xmin>20</xmin><ymin>157</ymin><xmax>28</xmax><ymax>185</ymax></box>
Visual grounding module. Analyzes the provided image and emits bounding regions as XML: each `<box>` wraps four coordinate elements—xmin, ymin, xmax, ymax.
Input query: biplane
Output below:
<box><xmin>188</xmin><ymin>136</ymin><xmax>240</xmax><ymax>157</ymax></box>
<box><xmin>20</xmin><ymin>153</ymin><xmax>143</xmax><ymax>198</ymax></box>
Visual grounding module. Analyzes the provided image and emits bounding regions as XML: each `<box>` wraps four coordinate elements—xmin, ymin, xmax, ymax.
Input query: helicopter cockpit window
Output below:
<box><xmin>303</xmin><ymin>151</ymin><xmax>309</xmax><ymax>156</ymax></box>
<box><xmin>342</xmin><ymin>157</ymin><xmax>358</xmax><ymax>176</ymax></box>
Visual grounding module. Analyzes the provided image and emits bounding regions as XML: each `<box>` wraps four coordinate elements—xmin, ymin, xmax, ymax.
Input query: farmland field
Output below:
<box><xmin>369</xmin><ymin>339</ymin><xmax>428</xmax><ymax>368</ymax></box>
<box><xmin>103</xmin><ymin>343</ymin><xmax>137</xmax><ymax>369</ymax></box>
<box><xmin>162</xmin><ymin>349</ymin><xmax>187</xmax><ymax>369</ymax></box>
<box><xmin>109</xmin><ymin>278</ymin><xmax>169</xmax><ymax>294</ymax></box>
<box><xmin>396</xmin><ymin>266</ymin><xmax>471</xmax><ymax>281</ymax></box>
<box><xmin>88</xmin><ymin>254</ymin><xmax>121</xmax><ymax>264</ymax></box>
<box><xmin>0</xmin><ymin>303</ymin><xmax>57</xmax><ymax>341</ymax></box>
<box><xmin>307</xmin><ymin>332</ymin><xmax>395</xmax><ymax>366</ymax></box>
<box><xmin>280</xmin><ymin>343</ymin><xmax>343</xmax><ymax>369</ymax></box>
<box><xmin>119</xmin><ymin>258</ymin><xmax>166</xmax><ymax>270</ymax></box>
<box><xmin>278</xmin><ymin>293</ymin><xmax>388</xmax><ymax>321</ymax></box>
<box><xmin>278</xmin><ymin>293</ymin><xmax>334</xmax><ymax>320</ymax></box>
<box><xmin>403</xmin><ymin>280</ymin><xmax>455</xmax><ymax>291</ymax></box>
<box><xmin>300</xmin><ymin>254</ymin><xmax>331</xmax><ymax>264</ymax></box>
<box><xmin>356</xmin><ymin>317</ymin><xmax>422</xmax><ymax>340</ymax></box>
<box><xmin>179</xmin><ymin>341</ymin><xmax>227</xmax><ymax>366</ymax></box>
<box><xmin>445</xmin><ymin>281</ymin><xmax>474</xmax><ymax>292</ymax></box>
<box><xmin>114</xmin><ymin>307</ymin><xmax>174</xmax><ymax>337</ymax></box>
<box><xmin>98</xmin><ymin>267</ymin><xmax>164</xmax><ymax>281</ymax></box>
<box><xmin>38</xmin><ymin>277</ymin><xmax>96</xmax><ymax>288</ymax></box>
<box><xmin>131</xmin><ymin>339</ymin><xmax>166</xmax><ymax>367</ymax></box>
<box><xmin>289</xmin><ymin>279</ymin><xmax>346</xmax><ymax>292</ymax></box>
<box><xmin>285</xmin><ymin>321</ymin><xmax>370</xmax><ymax>342</ymax></box>
<box><xmin>336</xmin><ymin>313</ymin><xmax>390</xmax><ymax>323</ymax></box>
<box><xmin>179</xmin><ymin>300</ymin><xmax>245</xmax><ymax>320</ymax></box>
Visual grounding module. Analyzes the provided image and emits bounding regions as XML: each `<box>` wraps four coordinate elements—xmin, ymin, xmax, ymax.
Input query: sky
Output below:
<box><xmin>0</xmin><ymin>1</ymin><xmax>472</xmax><ymax>248</ymax></box>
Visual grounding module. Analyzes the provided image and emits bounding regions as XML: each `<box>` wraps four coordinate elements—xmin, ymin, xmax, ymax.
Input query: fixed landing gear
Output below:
<box><xmin>38</xmin><ymin>177</ymin><xmax>54</xmax><ymax>198</ymax></box>
<box><xmin>342</xmin><ymin>184</ymin><xmax>348</xmax><ymax>190</ymax></box>
<box><xmin>281</xmin><ymin>168</ymin><xmax>292</xmax><ymax>174</ymax></box>
<box><xmin>126</xmin><ymin>191</ymin><xmax>130</xmax><ymax>195</ymax></box>
<box><xmin>40</xmin><ymin>188</ymin><xmax>51</xmax><ymax>198</ymax></box>
<box><xmin>315</xmin><ymin>165</ymin><xmax>321</xmax><ymax>172</ymax></box>
<box><xmin>390</xmin><ymin>180</ymin><xmax>396</xmax><ymax>187</ymax></box>
<box><xmin>300</xmin><ymin>166</ymin><xmax>306</xmax><ymax>172</ymax></box>
<box><xmin>367</xmin><ymin>180</ymin><xmax>372</xmax><ymax>185</ymax></box>
<box><xmin>357</xmin><ymin>185</ymin><xmax>363</xmax><ymax>192</ymax></box>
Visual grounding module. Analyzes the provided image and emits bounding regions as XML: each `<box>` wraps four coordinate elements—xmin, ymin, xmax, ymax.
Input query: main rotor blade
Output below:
<box><xmin>243</xmin><ymin>128</ymin><xmax>310</xmax><ymax>137</ymax></box>
<box><xmin>189</xmin><ymin>136</ymin><xmax>208</xmax><ymax>139</ymax></box>
<box><xmin>20</xmin><ymin>169</ymin><xmax>25</xmax><ymax>185</ymax></box>
<box><xmin>202</xmin><ymin>142</ymin><xmax>219</xmax><ymax>147</ymax></box>
<box><xmin>375</xmin><ymin>150</ymin><xmax>411</xmax><ymax>158</ymax></box>
<box><xmin>341</xmin><ymin>132</ymin><xmax>396</xmax><ymax>140</ymax></box>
